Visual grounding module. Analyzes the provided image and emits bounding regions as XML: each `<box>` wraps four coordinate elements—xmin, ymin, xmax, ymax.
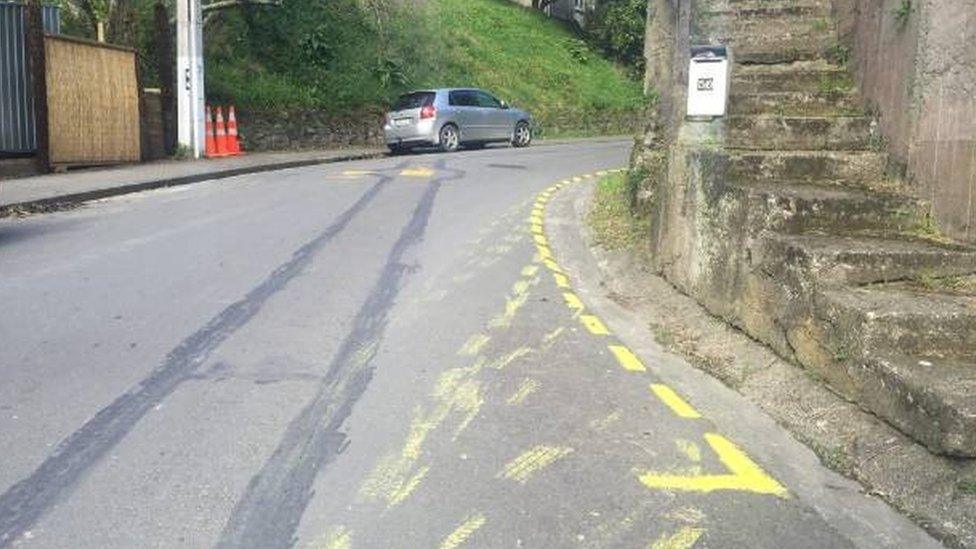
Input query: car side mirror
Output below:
<box><xmin>500</xmin><ymin>100</ymin><xmax>510</xmax><ymax>110</ymax></box>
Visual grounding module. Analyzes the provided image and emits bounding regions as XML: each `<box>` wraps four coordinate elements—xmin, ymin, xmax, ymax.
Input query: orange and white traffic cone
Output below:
<box><xmin>204</xmin><ymin>105</ymin><xmax>217</xmax><ymax>158</ymax></box>
<box><xmin>214</xmin><ymin>106</ymin><xmax>229</xmax><ymax>156</ymax></box>
<box><xmin>226</xmin><ymin>105</ymin><xmax>242</xmax><ymax>156</ymax></box>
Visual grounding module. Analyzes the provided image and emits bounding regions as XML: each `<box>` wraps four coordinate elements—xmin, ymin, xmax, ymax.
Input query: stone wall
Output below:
<box><xmin>237</xmin><ymin>109</ymin><xmax>387</xmax><ymax>151</ymax></box>
<box><xmin>833</xmin><ymin>0</ymin><xmax>976</xmax><ymax>242</ymax></box>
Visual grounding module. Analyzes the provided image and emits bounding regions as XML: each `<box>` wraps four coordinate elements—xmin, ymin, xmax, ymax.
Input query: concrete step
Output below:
<box><xmin>734</xmin><ymin>182</ymin><xmax>923</xmax><ymax>234</ymax></box>
<box><xmin>732</xmin><ymin>61</ymin><xmax>852</xmax><ymax>93</ymax></box>
<box><xmin>699</xmin><ymin>4</ymin><xmax>835</xmax><ymax>64</ymax></box>
<box><xmin>759</xmin><ymin>233</ymin><xmax>976</xmax><ymax>285</ymax></box>
<box><xmin>727</xmin><ymin>115</ymin><xmax>875</xmax><ymax>150</ymax></box>
<box><xmin>729</xmin><ymin>90</ymin><xmax>862</xmax><ymax>116</ymax></box>
<box><xmin>853</xmin><ymin>353</ymin><xmax>976</xmax><ymax>457</ymax></box>
<box><xmin>723</xmin><ymin>150</ymin><xmax>886</xmax><ymax>186</ymax></box>
<box><xmin>821</xmin><ymin>285</ymin><xmax>976</xmax><ymax>361</ymax></box>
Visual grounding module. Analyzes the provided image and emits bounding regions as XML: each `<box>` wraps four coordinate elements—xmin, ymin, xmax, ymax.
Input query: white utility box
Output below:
<box><xmin>686</xmin><ymin>45</ymin><xmax>730</xmax><ymax>118</ymax></box>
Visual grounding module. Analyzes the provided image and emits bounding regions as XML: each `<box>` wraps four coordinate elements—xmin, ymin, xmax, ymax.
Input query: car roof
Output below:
<box><xmin>399</xmin><ymin>88</ymin><xmax>485</xmax><ymax>95</ymax></box>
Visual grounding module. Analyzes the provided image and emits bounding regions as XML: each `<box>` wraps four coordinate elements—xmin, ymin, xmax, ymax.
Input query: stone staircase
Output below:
<box><xmin>685</xmin><ymin>0</ymin><xmax>976</xmax><ymax>456</ymax></box>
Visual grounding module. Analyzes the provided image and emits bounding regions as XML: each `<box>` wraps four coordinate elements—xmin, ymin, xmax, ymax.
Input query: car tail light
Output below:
<box><xmin>420</xmin><ymin>104</ymin><xmax>436</xmax><ymax>119</ymax></box>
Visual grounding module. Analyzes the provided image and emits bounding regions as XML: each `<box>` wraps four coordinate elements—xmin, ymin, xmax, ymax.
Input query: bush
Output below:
<box><xmin>586</xmin><ymin>0</ymin><xmax>647</xmax><ymax>78</ymax></box>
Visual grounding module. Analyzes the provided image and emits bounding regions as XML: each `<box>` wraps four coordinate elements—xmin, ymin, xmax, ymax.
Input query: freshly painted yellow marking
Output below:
<box><xmin>650</xmin><ymin>384</ymin><xmax>702</xmax><ymax>419</ymax></box>
<box><xmin>536</xmin><ymin>245</ymin><xmax>553</xmax><ymax>260</ymax></box>
<box><xmin>506</xmin><ymin>378</ymin><xmax>540</xmax><ymax>405</ymax></box>
<box><xmin>521</xmin><ymin>264</ymin><xmax>540</xmax><ymax>277</ymax></box>
<box><xmin>531</xmin><ymin>223</ymin><xmax>544</xmax><ymax>235</ymax></box>
<box><xmin>543</xmin><ymin>258</ymin><xmax>564</xmax><ymax>273</ymax></box>
<box><xmin>546</xmin><ymin>185</ymin><xmax>558</xmax><ymax>192</ymax></box>
<box><xmin>530</xmin><ymin>214</ymin><xmax>543</xmax><ymax>225</ymax></box>
<box><xmin>580</xmin><ymin>314</ymin><xmax>610</xmax><ymax>335</ymax></box>
<box><xmin>341</xmin><ymin>169</ymin><xmax>374</xmax><ymax>176</ymax></box>
<box><xmin>649</xmin><ymin>526</ymin><xmax>705</xmax><ymax>549</ymax></box>
<box><xmin>532</xmin><ymin>207</ymin><xmax>544</xmax><ymax>217</ymax></box>
<box><xmin>561</xmin><ymin>179</ymin><xmax>572</xmax><ymax>185</ymax></box>
<box><xmin>533</xmin><ymin>234</ymin><xmax>548</xmax><ymax>246</ymax></box>
<box><xmin>563</xmin><ymin>292</ymin><xmax>584</xmax><ymax>311</ymax></box>
<box><xmin>458</xmin><ymin>333</ymin><xmax>491</xmax><ymax>356</ymax></box>
<box><xmin>608</xmin><ymin>345</ymin><xmax>647</xmax><ymax>372</ymax></box>
<box><xmin>320</xmin><ymin>525</ymin><xmax>352</xmax><ymax>549</ymax></box>
<box><xmin>439</xmin><ymin>514</ymin><xmax>486</xmax><ymax>549</ymax></box>
<box><xmin>638</xmin><ymin>433</ymin><xmax>788</xmax><ymax>497</ymax></box>
<box><xmin>400</xmin><ymin>167</ymin><xmax>435</xmax><ymax>177</ymax></box>
<box><xmin>583</xmin><ymin>173</ymin><xmax>594</xmax><ymax>179</ymax></box>
<box><xmin>596</xmin><ymin>170</ymin><xmax>608</xmax><ymax>176</ymax></box>
<box><xmin>553</xmin><ymin>272</ymin><xmax>570</xmax><ymax>288</ymax></box>
<box><xmin>498</xmin><ymin>445</ymin><xmax>573</xmax><ymax>483</ymax></box>
<box><xmin>572</xmin><ymin>176</ymin><xmax>583</xmax><ymax>182</ymax></box>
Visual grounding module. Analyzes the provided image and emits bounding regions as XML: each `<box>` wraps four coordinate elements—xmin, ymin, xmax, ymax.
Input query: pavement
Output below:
<box><xmin>0</xmin><ymin>148</ymin><xmax>384</xmax><ymax>214</ymax></box>
<box><xmin>0</xmin><ymin>139</ymin><xmax>941</xmax><ymax>548</ymax></box>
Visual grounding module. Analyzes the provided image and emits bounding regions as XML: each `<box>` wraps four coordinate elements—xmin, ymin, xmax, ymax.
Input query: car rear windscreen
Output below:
<box><xmin>393</xmin><ymin>92</ymin><xmax>435</xmax><ymax>111</ymax></box>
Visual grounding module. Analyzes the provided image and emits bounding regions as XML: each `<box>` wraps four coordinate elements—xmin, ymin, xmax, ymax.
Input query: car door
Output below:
<box><xmin>474</xmin><ymin>91</ymin><xmax>510</xmax><ymax>140</ymax></box>
<box><xmin>448</xmin><ymin>90</ymin><xmax>483</xmax><ymax>141</ymax></box>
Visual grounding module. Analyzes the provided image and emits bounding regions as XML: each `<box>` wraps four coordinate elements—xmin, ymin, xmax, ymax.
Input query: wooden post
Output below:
<box><xmin>24</xmin><ymin>0</ymin><xmax>49</xmax><ymax>172</ymax></box>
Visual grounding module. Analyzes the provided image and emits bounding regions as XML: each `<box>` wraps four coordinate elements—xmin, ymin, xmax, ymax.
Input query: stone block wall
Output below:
<box><xmin>237</xmin><ymin>109</ymin><xmax>387</xmax><ymax>151</ymax></box>
<box><xmin>833</xmin><ymin>0</ymin><xmax>976</xmax><ymax>242</ymax></box>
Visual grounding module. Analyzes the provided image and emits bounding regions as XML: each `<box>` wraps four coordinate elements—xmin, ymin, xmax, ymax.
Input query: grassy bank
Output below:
<box><xmin>204</xmin><ymin>0</ymin><xmax>645</xmax><ymax>137</ymax></box>
<box><xmin>587</xmin><ymin>171</ymin><xmax>651</xmax><ymax>250</ymax></box>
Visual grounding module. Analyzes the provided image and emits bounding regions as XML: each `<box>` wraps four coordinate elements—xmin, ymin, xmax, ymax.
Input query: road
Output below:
<box><xmin>0</xmin><ymin>139</ymin><xmax>939</xmax><ymax>548</ymax></box>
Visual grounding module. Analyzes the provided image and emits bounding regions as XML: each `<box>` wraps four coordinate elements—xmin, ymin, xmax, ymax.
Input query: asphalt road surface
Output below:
<box><xmin>0</xmin><ymin>139</ymin><xmax>940</xmax><ymax>548</ymax></box>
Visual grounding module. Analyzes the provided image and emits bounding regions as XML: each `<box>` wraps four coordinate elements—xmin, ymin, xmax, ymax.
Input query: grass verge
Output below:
<box><xmin>587</xmin><ymin>172</ymin><xmax>651</xmax><ymax>251</ymax></box>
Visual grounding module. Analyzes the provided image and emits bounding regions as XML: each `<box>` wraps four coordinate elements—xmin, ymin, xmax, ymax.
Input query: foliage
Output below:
<box><xmin>585</xmin><ymin>0</ymin><xmax>646</xmax><ymax>78</ymax></box>
<box><xmin>892</xmin><ymin>0</ymin><xmax>913</xmax><ymax>27</ymax></box>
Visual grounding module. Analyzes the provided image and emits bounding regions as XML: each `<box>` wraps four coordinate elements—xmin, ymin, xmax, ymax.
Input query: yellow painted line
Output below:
<box><xmin>458</xmin><ymin>333</ymin><xmax>491</xmax><ymax>356</ymax></box>
<box><xmin>580</xmin><ymin>314</ymin><xmax>610</xmax><ymax>335</ymax></box>
<box><xmin>506</xmin><ymin>378</ymin><xmax>540</xmax><ymax>405</ymax></box>
<box><xmin>596</xmin><ymin>170</ymin><xmax>608</xmax><ymax>176</ymax></box>
<box><xmin>439</xmin><ymin>513</ymin><xmax>486</xmax><ymax>549</ymax></box>
<box><xmin>531</xmin><ymin>223</ymin><xmax>544</xmax><ymax>235</ymax></box>
<box><xmin>498</xmin><ymin>445</ymin><xmax>573</xmax><ymax>483</ymax></box>
<box><xmin>572</xmin><ymin>176</ymin><xmax>583</xmax><ymax>182</ymax></box>
<box><xmin>546</xmin><ymin>185</ymin><xmax>558</xmax><ymax>192</ymax></box>
<box><xmin>583</xmin><ymin>173</ymin><xmax>594</xmax><ymax>179</ymax></box>
<box><xmin>341</xmin><ymin>169</ymin><xmax>374</xmax><ymax>176</ymax></box>
<box><xmin>400</xmin><ymin>167</ymin><xmax>435</xmax><ymax>177</ymax></box>
<box><xmin>650</xmin><ymin>384</ymin><xmax>702</xmax><ymax>419</ymax></box>
<box><xmin>561</xmin><ymin>179</ymin><xmax>572</xmax><ymax>185</ymax></box>
<box><xmin>532</xmin><ymin>207</ymin><xmax>544</xmax><ymax>216</ymax></box>
<box><xmin>608</xmin><ymin>345</ymin><xmax>646</xmax><ymax>372</ymax></box>
<box><xmin>320</xmin><ymin>525</ymin><xmax>353</xmax><ymax>549</ymax></box>
<box><xmin>521</xmin><ymin>264</ymin><xmax>540</xmax><ymax>277</ymax></box>
<box><xmin>553</xmin><ymin>272</ymin><xmax>570</xmax><ymax>288</ymax></box>
<box><xmin>649</xmin><ymin>526</ymin><xmax>705</xmax><ymax>549</ymax></box>
<box><xmin>563</xmin><ymin>292</ymin><xmax>584</xmax><ymax>311</ymax></box>
<box><xmin>536</xmin><ymin>245</ymin><xmax>553</xmax><ymax>260</ymax></box>
<box><xmin>533</xmin><ymin>234</ymin><xmax>548</xmax><ymax>246</ymax></box>
<box><xmin>543</xmin><ymin>258</ymin><xmax>563</xmax><ymax>273</ymax></box>
<box><xmin>530</xmin><ymin>215</ymin><xmax>543</xmax><ymax>225</ymax></box>
<box><xmin>639</xmin><ymin>433</ymin><xmax>788</xmax><ymax>497</ymax></box>
<box><xmin>675</xmin><ymin>439</ymin><xmax>702</xmax><ymax>462</ymax></box>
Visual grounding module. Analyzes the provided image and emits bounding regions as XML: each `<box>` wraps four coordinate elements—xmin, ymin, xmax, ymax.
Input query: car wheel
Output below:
<box><xmin>439</xmin><ymin>124</ymin><xmax>460</xmax><ymax>153</ymax></box>
<box><xmin>512</xmin><ymin>121</ymin><xmax>532</xmax><ymax>148</ymax></box>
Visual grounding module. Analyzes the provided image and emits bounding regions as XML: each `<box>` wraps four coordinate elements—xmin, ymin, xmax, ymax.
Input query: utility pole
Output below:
<box><xmin>176</xmin><ymin>0</ymin><xmax>205</xmax><ymax>158</ymax></box>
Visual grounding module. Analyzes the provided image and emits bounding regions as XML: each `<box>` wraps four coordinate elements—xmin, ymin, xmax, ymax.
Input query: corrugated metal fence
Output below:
<box><xmin>0</xmin><ymin>2</ymin><xmax>59</xmax><ymax>154</ymax></box>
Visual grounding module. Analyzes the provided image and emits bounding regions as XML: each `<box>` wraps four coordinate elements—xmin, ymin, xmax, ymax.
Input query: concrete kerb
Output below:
<box><xmin>0</xmin><ymin>151</ymin><xmax>386</xmax><ymax>218</ymax></box>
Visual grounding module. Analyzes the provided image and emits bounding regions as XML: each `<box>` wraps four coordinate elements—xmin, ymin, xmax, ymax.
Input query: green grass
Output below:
<box><xmin>204</xmin><ymin>0</ymin><xmax>645</xmax><ymax>136</ymax></box>
<box><xmin>587</xmin><ymin>172</ymin><xmax>651</xmax><ymax>250</ymax></box>
<box><xmin>432</xmin><ymin>0</ymin><xmax>645</xmax><ymax>131</ymax></box>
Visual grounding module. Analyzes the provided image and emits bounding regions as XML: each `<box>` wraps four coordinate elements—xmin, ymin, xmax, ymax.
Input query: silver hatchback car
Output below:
<box><xmin>383</xmin><ymin>88</ymin><xmax>533</xmax><ymax>154</ymax></box>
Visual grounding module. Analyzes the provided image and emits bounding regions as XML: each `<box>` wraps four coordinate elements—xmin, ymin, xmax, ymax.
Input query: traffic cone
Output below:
<box><xmin>226</xmin><ymin>105</ymin><xmax>242</xmax><ymax>155</ymax></box>
<box><xmin>214</xmin><ymin>106</ymin><xmax>229</xmax><ymax>156</ymax></box>
<box><xmin>204</xmin><ymin>105</ymin><xmax>217</xmax><ymax>158</ymax></box>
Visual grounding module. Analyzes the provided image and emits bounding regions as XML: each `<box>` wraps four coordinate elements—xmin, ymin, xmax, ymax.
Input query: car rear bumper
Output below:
<box><xmin>384</xmin><ymin>119</ymin><xmax>437</xmax><ymax>146</ymax></box>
